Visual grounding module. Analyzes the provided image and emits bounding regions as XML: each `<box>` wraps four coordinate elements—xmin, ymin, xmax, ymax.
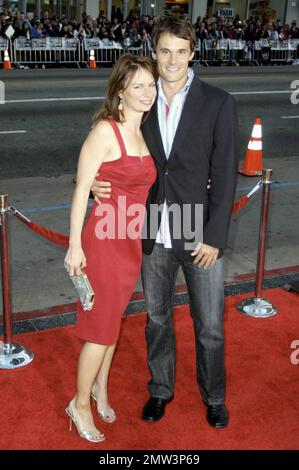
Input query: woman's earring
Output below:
<box><xmin>118</xmin><ymin>98</ymin><xmax>123</xmax><ymax>111</ymax></box>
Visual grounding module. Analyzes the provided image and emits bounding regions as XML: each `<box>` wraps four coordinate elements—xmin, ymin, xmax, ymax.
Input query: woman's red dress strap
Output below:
<box><xmin>107</xmin><ymin>120</ymin><xmax>127</xmax><ymax>157</ymax></box>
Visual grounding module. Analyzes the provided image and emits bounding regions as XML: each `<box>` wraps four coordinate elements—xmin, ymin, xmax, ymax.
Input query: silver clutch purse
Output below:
<box><xmin>69</xmin><ymin>271</ymin><xmax>95</xmax><ymax>311</ymax></box>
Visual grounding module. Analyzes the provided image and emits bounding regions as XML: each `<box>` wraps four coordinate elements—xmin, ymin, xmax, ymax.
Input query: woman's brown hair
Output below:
<box><xmin>92</xmin><ymin>53</ymin><xmax>157</xmax><ymax>125</ymax></box>
<box><xmin>151</xmin><ymin>16</ymin><xmax>196</xmax><ymax>53</ymax></box>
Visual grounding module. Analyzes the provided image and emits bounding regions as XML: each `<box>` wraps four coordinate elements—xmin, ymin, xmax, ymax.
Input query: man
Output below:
<box><xmin>92</xmin><ymin>16</ymin><xmax>239</xmax><ymax>428</ymax></box>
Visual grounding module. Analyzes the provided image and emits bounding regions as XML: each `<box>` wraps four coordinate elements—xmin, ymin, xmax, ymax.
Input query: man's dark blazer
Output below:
<box><xmin>141</xmin><ymin>74</ymin><xmax>239</xmax><ymax>261</ymax></box>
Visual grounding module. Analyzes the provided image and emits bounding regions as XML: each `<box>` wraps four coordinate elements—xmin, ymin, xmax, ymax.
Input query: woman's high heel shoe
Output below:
<box><xmin>65</xmin><ymin>402</ymin><xmax>105</xmax><ymax>443</ymax></box>
<box><xmin>91</xmin><ymin>391</ymin><xmax>117</xmax><ymax>423</ymax></box>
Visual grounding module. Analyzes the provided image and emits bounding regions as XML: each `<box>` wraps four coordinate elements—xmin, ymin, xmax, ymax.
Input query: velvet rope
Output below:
<box><xmin>26</xmin><ymin>221</ymin><xmax>69</xmax><ymax>247</ymax></box>
<box><xmin>232</xmin><ymin>195</ymin><xmax>250</xmax><ymax>214</ymax></box>
<box><xmin>10</xmin><ymin>180</ymin><xmax>262</xmax><ymax>248</ymax></box>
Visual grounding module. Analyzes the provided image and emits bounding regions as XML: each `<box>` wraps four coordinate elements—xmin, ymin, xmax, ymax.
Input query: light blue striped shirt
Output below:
<box><xmin>156</xmin><ymin>67</ymin><xmax>194</xmax><ymax>248</ymax></box>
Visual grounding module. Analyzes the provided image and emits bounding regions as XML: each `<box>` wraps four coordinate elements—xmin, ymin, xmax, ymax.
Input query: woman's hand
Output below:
<box><xmin>64</xmin><ymin>246</ymin><xmax>86</xmax><ymax>276</ymax></box>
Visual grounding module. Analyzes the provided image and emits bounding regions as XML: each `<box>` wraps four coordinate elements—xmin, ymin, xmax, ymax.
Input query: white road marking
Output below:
<box><xmin>280</xmin><ymin>116</ymin><xmax>299</xmax><ymax>119</ymax></box>
<box><xmin>2</xmin><ymin>90</ymin><xmax>293</xmax><ymax>104</ymax></box>
<box><xmin>5</xmin><ymin>97</ymin><xmax>105</xmax><ymax>103</ymax></box>
<box><xmin>232</xmin><ymin>90</ymin><xmax>291</xmax><ymax>95</ymax></box>
<box><xmin>0</xmin><ymin>130</ymin><xmax>27</xmax><ymax>134</ymax></box>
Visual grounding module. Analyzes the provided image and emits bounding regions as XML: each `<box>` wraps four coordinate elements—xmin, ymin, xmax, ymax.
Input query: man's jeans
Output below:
<box><xmin>141</xmin><ymin>243</ymin><xmax>226</xmax><ymax>405</ymax></box>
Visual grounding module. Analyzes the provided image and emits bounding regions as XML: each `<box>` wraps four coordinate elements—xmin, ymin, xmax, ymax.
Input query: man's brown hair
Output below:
<box><xmin>151</xmin><ymin>16</ymin><xmax>196</xmax><ymax>53</ymax></box>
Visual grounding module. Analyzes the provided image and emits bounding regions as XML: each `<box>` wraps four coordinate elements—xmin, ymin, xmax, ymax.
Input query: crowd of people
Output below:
<box><xmin>0</xmin><ymin>9</ymin><xmax>157</xmax><ymax>47</ymax></box>
<box><xmin>1</xmin><ymin>7</ymin><xmax>299</xmax><ymax>46</ymax></box>
<box><xmin>194</xmin><ymin>14</ymin><xmax>299</xmax><ymax>42</ymax></box>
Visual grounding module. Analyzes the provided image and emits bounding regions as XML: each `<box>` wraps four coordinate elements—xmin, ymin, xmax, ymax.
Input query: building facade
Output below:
<box><xmin>1</xmin><ymin>0</ymin><xmax>298</xmax><ymax>25</ymax></box>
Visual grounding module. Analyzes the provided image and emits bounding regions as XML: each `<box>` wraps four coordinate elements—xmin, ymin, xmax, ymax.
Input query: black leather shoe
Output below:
<box><xmin>206</xmin><ymin>404</ymin><xmax>229</xmax><ymax>428</ymax></box>
<box><xmin>142</xmin><ymin>397</ymin><xmax>172</xmax><ymax>422</ymax></box>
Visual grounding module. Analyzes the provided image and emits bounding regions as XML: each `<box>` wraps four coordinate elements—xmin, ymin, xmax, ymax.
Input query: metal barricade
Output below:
<box><xmin>9</xmin><ymin>36</ymin><xmax>299</xmax><ymax>69</ymax></box>
<box><xmin>203</xmin><ymin>39</ymin><xmax>217</xmax><ymax>66</ymax></box>
<box><xmin>269</xmin><ymin>40</ymin><xmax>291</xmax><ymax>63</ymax></box>
<box><xmin>12</xmin><ymin>37</ymin><xmax>31</xmax><ymax>65</ymax></box>
<box><xmin>216</xmin><ymin>39</ymin><xmax>229</xmax><ymax>63</ymax></box>
<box><xmin>288</xmin><ymin>39</ymin><xmax>299</xmax><ymax>62</ymax></box>
<box><xmin>121</xmin><ymin>37</ymin><xmax>145</xmax><ymax>57</ymax></box>
<box><xmin>127</xmin><ymin>45</ymin><xmax>144</xmax><ymax>56</ymax></box>
<box><xmin>191</xmin><ymin>39</ymin><xmax>201</xmax><ymax>66</ymax></box>
<box><xmin>228</xmin><ymin>39</ymin><xmax>248</xmax><ymax>64</ymax></box>
<box><xmin>13</xmin><ymin>37</ymin><xmax>81</xmax><ymax>67</ymax></box>
<box><xmin>83</xmin><ymin>38</ymin><xmax>123</xmax><ymax>66</ymax></box>
<box><xmin>142</xmin><ymin>37</ymin><xmax>152</xmax><ymax>58</ymax></box>
<box><xmin>50</xmin><ymin>38</ymin><xmax>81</xmax><ymax>66</ymax></box>
<box><xmin>253</xmin><ymin>39</ymin><xmax>270</xmax><ymax>65</ymax></box>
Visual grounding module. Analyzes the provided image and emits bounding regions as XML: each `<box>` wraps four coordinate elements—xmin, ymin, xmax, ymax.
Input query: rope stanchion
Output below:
<box><xmin>0</xmin><ymin>194</ymin><xmax>34</xmax><ymax>369</ymax></box>
<box><xmin>237</xmin><ymin>169</ymin><xmax>278</xmax><ymax>318</ymax></box>
<box><xmin>9</xmin><ymin>206</ymin><xmax>69</xmax><ymax>247</ymax></box>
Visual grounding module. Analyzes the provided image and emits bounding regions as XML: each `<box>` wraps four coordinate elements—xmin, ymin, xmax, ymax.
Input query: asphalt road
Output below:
<box><xmin>0</xmin><ymin>66</ymin><xmax>299</xmax><ymax>179</ymax></box>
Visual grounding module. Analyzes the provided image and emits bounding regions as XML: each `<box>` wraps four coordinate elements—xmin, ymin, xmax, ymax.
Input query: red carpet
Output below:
<box><xmin>1</xmin><ymin>287</ymin><xmax>299</xmax><ymax>450</ymax></box>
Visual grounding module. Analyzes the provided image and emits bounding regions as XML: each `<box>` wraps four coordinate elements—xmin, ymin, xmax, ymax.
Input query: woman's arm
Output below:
<box><xmin>65</xmin><ymin>121</ymin><xmax>112</xmax><ymax>276</ymax></box>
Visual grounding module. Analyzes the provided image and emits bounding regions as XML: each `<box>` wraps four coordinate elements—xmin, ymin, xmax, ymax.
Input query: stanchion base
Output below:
<box><xmin>237</xmin><ymin>297</ymin><xmax>278</xmax><ymax>318</ymax></box>
<box><xmin>0</xmin><ymin>342</ymin><xmax>34</xmax><ymax>369</ymax></box>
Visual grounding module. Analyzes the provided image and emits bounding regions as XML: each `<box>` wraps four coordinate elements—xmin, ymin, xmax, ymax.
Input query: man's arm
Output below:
<box><xmin>91</xmin><ymin>179</ymin><xmax>212</xmax><ymax>204</ymax></box>
<box><xmin>90</xmin><ymin>176</ymin><xmax>112</xmax><ymax>203</ymax></box>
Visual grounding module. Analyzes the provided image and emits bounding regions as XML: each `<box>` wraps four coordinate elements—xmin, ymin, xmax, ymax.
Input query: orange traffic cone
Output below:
<box><xmin>88</xmin><ymin>49</ymin><xmax>96</xmax><ymax>69</ymax></box>
<box><xmin>239</xmin><ymin>117</ymin><xmax>263</xmax><ymax>176</ymax></box>
<box><xmin>3</xmin><ymin>49</ymin><xmax>13</xmax><ymax>70</ymax></box>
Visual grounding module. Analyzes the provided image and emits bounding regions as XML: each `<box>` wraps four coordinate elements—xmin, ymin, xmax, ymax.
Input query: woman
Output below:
<box><xmin>64</xmin><ymin>54</ymin><xmax>157</xmax><ymax>443</ymax></box>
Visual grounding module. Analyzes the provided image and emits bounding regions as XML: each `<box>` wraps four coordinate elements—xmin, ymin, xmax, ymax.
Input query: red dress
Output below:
<box><xmin>76</xmin><ymin>120</ymin><xmax>157</xmax><ymax>344</ymax></box>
